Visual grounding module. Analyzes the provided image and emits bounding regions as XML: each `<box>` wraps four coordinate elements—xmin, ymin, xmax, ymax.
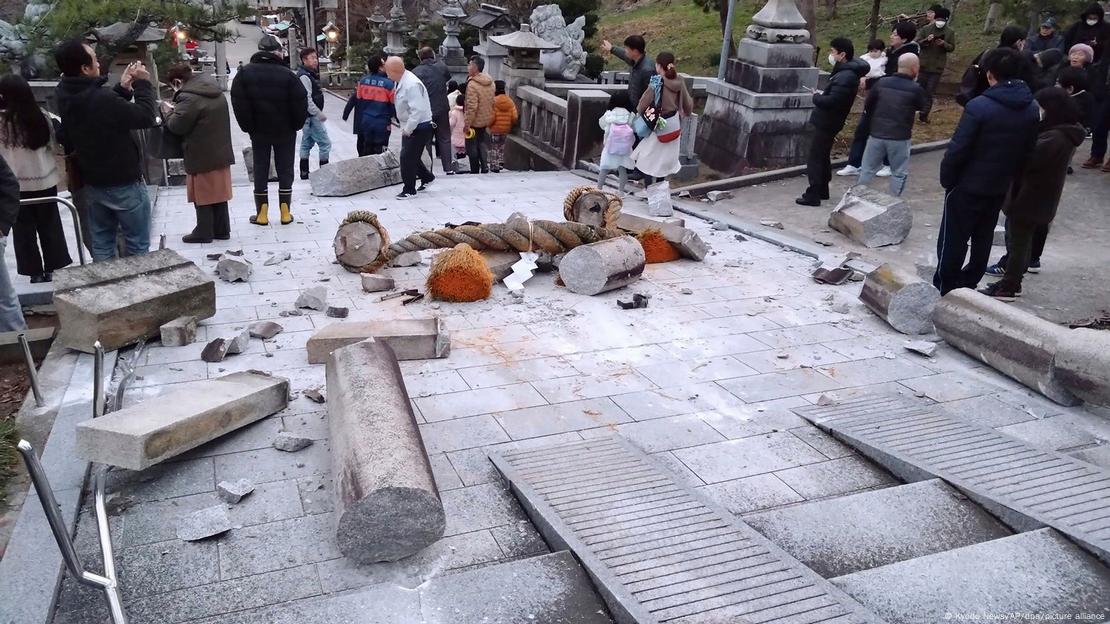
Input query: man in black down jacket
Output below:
<box><xmin>798</xmin><ymin>38</ymin><xmax>867</xmax><ymax>206</ymax></box>
<box><xmin>231</xmin><ymin>35</ymin><xmax>308</xmax><ymax>226</ymax></box>
<box><xmin>54</xmin><ymin>39</ymin><xmax>157</xmax><ymax>261</ymax></box>
<box><xmin>856</xmin><ymin>53</ymin><xmax>926</xmax><ymax>196</ymax></box>
<box><xmin>933</xmin><ymin>48</ymin><xmax>1039</xmax><ymax>295</ymax></box>
<box><xmin>413</xmin><ymin>47</ymin><xmax>455</xmax><ymax>174</ymax></box>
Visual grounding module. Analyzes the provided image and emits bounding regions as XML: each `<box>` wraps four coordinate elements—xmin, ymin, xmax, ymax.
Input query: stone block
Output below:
<box><xmin>559</xmin><ymin>236</ymin><xmax>645</xmax><ymax>296</ymax></box>
<box><xmin>726</xmin><ymin>59</ymin><xmax>819</xmax><ymax>93</ymax></box>
<box><xmin>1055</xmin><ymin>328</ymin><xmax>1110</xmax><ymax>406</ymax></box>
<box><xmin>296</xmin><ymin>286</ymin><xmax>328</xmax><ymax>311</ymax></box>
<box><xmin>327</xmin><ymin>339</ymin><xmax>446</xmax><ymax>563</ymax></box>
<box><xmin>615</xmin><ymin>213</ymin><xmax>708</xmax><ymax>261</ymax></box>
<box><xmin>361</xmin><ymin>274</ymin><xmax>395</xmax><ymax>293</ymax></box>
<box><xmin>696</xmin><ymin>82</ymin><xmax>814</xmax><ymax>175</ymax></box>
<box><xmin>306</xmin><ymin>319</ymin><xmax>450</xmax><ymax>364</ymax></box>
<box><xmin>217</xmin><ymin>478</ymin><xmax>255</xmax><ymax>504</ymax></box>
<box><xmin>829</xmin><ymin>186</ymin><xmax>913</xmax><ymax>248</ymax></box>
<box><xmin>0</xmin><ymin>326</ymin><xmax>54</xmax><ymax>364</ymax></box>
<box><xmin>54</xmin><ymin>249</ymin><xmax>216</xmax><ymax>353</ymax></box>
<box><xmin>160</xmin><ymin>316</ymin><xmax>197</xmax><ymax>347</ymax></box>
<box><xmin>933</xmin><ymin>288</ymin><xmax>1080</xmax><ymax>406</ymax></box>
<box><xmin>480</xmin><ymin>250</ymin><xmax>522</xmax><ymax>282</ymax></box>
<box><xmin>859</xmin><ymin>263</ymin><xmax>941</xmax><ymax>335</ymax></box>
<box><xmin>76</xmin><ymin>371</ymin><xmax>290</xmax><ymax>470</ymax></box>
<box><xmin>242</xmin><ymin>146</ymin><xmax>277</xmax><ymax>183</ymax></box>
<box><xmin>309</xmin><ymin>152</ymin><xmax>402</xmax><ymax>197</ymax></box>
<box><xmin>735</xmin><ymin>38</ymin><xmax>815</xmax><ymax>69</ymax></box>
<box><xmin>273</xmin><ymin>431</ymin><xmax>314</xmax><ymax>452</ymax></box>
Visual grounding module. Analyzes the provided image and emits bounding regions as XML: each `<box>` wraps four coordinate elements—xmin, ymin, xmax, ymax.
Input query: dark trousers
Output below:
<box><xmin>250</xmin><ymin>134</ymin><xmax>296</xmax><ymax>195</ymax></box>
<box><xmin>431</xmin><ymin>112</ymin><xmax>453</xmax><ymax>172</ymax></box>
<box><xmin>467</xmin><ymin>127</ymin><xmax>490</xmax><ymax>173</ymax></box>
<box><xmin>847</xmin><ymin>114</ymin><xmax>870</xmax><ymax>168</ymax></box>
<box><xmin>997</xmin><ymin>221</ymin><xmax>1050</xmax><ymax>266</ymax></box>
<box><xmin>400</xmin><ymin>124</ymin><xmax>435</xmax><ymax>194</ymax></box>
<box><xmin>356</xmin><ymin>134</ymin><xmax>386</xmax><ymax>157</ymax></box>
<box><xmin>933</xmin><ymin>187</ymin><xmax>1006</xmax><ymax>294</ymax></box>
<box><xmin>997</xmin><ymin>218</ymin><xmax>1042</xmax><ymax>289</ymax></box>
<box><xmin>1090</xmin><ymin>98</ymin><xmax>1110</xmax><ymax>159</ymax></box>
<box><xmin>803</xmin><ymin>128</ymin><xmax>837</xmax><ymax>199</ymax></box>
<box><xmin>14</xmin><ymin>186</ymin><xmax>72</xmax><ymax>276</ymax></box>
<box><xmin>917</xmin><ymin>71</ymin><xmax>943</xmax><ymax>119</ymax></box>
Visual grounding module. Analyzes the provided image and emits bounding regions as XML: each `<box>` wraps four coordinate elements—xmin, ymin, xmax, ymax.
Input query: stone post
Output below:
<box><xmin>677</xmin><ymin>112</ymin><xmax>701</xmax><ymax>181</ymax></box>
<box><xmin>696</xmin><ymin>0</ymin><xmax>819</xmax><ymax>175</ymax></box>
<box><xmin>383</xmin><ymin>0</ymin><xmax>408</xmax><ymax>56</ymax></box>
<box><xmin>439</xmin><ymin>0</ymin><xmax>469</xmax><ymax>82</ymax></box>
<box><xmin>563</xmin><ymin>90</ymin><xmax>611</xmax><ymax>169</ymax></box>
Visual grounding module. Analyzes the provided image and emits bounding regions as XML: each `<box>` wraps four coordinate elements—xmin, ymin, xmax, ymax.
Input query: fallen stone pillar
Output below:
<box><xmin>310</xmin><ymin>152</ymin><xmax>402</xmax><ymax>197</ymax></box>
<box><xmin>307</xmin><ymin>319</ymin><xmax>450</xmax><ymax>364</ymax></box>
<box><xmin>76</xmin><ymin>371</ymin><xmax>289</xmax><ymax>470</ymax></box>
<box><xmin>327</xmin><ymin>339</ymin><xmax>446</xmax><ymax>563</ymax></box>
<box><xmin>829</xmin><ymin>187</ymin><xmax>912</xmax><ymax>248</ymax></box>
<box><xmin>559</xmin><ymin>235</ymin><xmax>645</xmax><ymax>296</ymax></box>
<box><xmin>1055</xmin><ymin>329</ymin><xmax>1110</xmax><ymax>406</ymax></box>
<box><xmin>859</xmin><ymin>263</ymin><xmax>941</xmax><ymax>335</ymax></box>
<box><xmin>933</xmin><ymin>289</ymin><xmax>1080</xmax><ymax>406</ymax></box>
<box><xmin>615</xmin><ymin>213</ymin><xmax>708</xmax><ymax>261</ymax></box>
<box><xmin>54</xmin><ymin>249</ymin><xmax>216</xmax><ymax>353</ymax></box>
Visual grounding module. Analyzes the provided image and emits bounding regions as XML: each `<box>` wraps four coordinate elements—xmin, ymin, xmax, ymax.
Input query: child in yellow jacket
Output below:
<box><xmin>489</xmin><ymin>80</ymin><xmax>518</xmax><ymax>173</ymax></box>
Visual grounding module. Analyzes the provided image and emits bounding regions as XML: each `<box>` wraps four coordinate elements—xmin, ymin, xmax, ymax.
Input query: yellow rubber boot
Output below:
<box><xmin>250</xmin><ymin>193</ymin><xmax>269</xmax><ymax>226</ymax></box>
<box><xmin>278</xmin><ymin>188</ymin><xmax>293</xmax><ymax>225</ymax></box>
<box><xmin>279</xmin><ymin>203</ymin><xmax>293</xmax><ymax>225</ymax></box>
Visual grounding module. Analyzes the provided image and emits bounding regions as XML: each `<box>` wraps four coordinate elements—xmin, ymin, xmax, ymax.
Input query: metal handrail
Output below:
<box><xmin>19</xmin><ymin>195</ymin><xmax>88</xmax><ymax>266</ymax></box>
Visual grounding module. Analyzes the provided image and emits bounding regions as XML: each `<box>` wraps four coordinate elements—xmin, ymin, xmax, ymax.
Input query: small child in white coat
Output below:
<box><xmin>597</xmin><ymin>95</ymin><xmax>636</xmax><ymax>195</ymax></box>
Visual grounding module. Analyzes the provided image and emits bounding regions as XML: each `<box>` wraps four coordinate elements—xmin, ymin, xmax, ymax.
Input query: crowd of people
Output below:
<box><xmin>797</xmin><ymin>4</ymin><xmax>1108</xmax><ymax>302</ymax></box>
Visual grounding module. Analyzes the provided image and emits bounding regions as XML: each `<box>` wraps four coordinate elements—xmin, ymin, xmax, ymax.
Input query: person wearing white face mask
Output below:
<box><xmin>1063</xmin><ymin>4</ymin><xmax>1110</xmax><ymax>62</ymax></box>
<box><xmin>915</xmin><ymin>5</ymin><xmax>956</xmax><ymax>124</ymax></box>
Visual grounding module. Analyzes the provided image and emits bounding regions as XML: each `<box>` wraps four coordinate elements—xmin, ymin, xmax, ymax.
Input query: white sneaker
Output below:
<box><xmin>876</xmin><ymin>166</ymin><xmax>893</xmax><ymax>177</ymax></box>
<box><xmin>836</xmin><ymin>165</ymin><xmax>860</xmax><ymax>176</ymax></box>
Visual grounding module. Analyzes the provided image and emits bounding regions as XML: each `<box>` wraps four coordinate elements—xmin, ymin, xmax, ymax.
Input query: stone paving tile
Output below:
<box><xmin>456</xmin><ymin>356</ymin><xmax>579</xmax><ymax>389</ymax></box>
<box><xmin>1072</xmin><ymin>445</ymin><xmax>1110</xmax><ymax>469</ymax></box>
<box><xmin>112</xmin><ymin>538</ymin><xmax>221</xmax><ymax>600</ymax></box>
<box><xmin>816</xmin><ymin>356</ymin><xmax>935</xmax><ymax>388</ymax></box>
<box><xmin>177</xmin><ymin>416</ymin><xmax>285</xmax><ymax>460</ymax></box>
<box><xmin>420</xmin><ymin>415</ymin><xmax>511</xmax><ymax>454</ymax></box>
<box><xmin>997</xmin><ymin>415</ymin><xmax>1104</xmax><ymax>452</ymax></box>
<box><xmin>609</xmin><ymin>382</ymin><xmax>745</xmax><ymax>421</ymax></box>
<box><xmin>402</xmin><ymin>369</ymin><xmax>471</xmax><ymax>399</ymax></box>
<box><xmin>131</xmin><ymin>359</ymin><xmax>213</xmax><ymax>388</ymax></box>
<box><xmin>127</xmin><ymin>564</ymin><xmax>323</xmax><ymax>624</ymax></box>
<box><xmin>697</xmin><ymin>397</ymin><xmax>811</xmax><ymax>439</ymax></box>
<box><xmin>662</xmin><ymin>314</ymin><xmax>783</xmax><ymax>340</ymax></box>
<box><xmin>451</xmin><ymin>324</ymin><xmax>536</xmax><ymax>348</ymax></box>
<box><xmin>531</xmin><ymin>370</ymin><xmax>658</xmax><ymax>403</ymax></box>
<box><xmin>799</xmin><ymin>381</ymin><xmax>929</xmax><ymax>405</ymax></box>
<box><xmin>281</xmin><ymin>411</ymin><xmax>330</xmax><ymax>440</ymax></box>
<box><xmin>429</xmin><ymin>453</ymin><xmax>464</xmax><ymax>491</ymax></box>
<box><xmin>494</xmin><ymin>397</ymin><xmax>632</xmax><ymax>440</ymax></box>
<box><xmin>107</xmin><ymin>457</ymin><xmax>215</xmax><ymax>503</ymax></box>
<box><xmin>217</xmin><ymin>512</ymin><xmax>341</xmax><ymax>579</ymax></box>
<box><xmin>490</xmin><ymin>520</ymin><xmax>550</xmax><ymax>559</ymax></box>
<box><xmin>315</xmin><ymin>530</ymin><xmax>504</xmax><ymax>592</ymax></box>
<box><xmin>942</xmin><ymin>395</ymin><xmax>1040</xmax><ymax>428</ymax></box>
<box><xmin>659</xmin><ymin>333</ymin><xmax>771</xmax><ymax>360</ymax></box>
<box><xmin>735</xmin><ymin>343</ymin><xmax>851</xmax><ymax>373</ymax></box>
<box><xmin>296</xmin><ymin>475</ymin><xmax>332</xmax><ymax>515</ymax></box>
<box><xmin>562</xmin><ymin>344</ymin><xmax>679</xmax><ymax>376</ymax></box>
<box><xmin>634</xmin><ymin>355</ymin><xmax>759</xmax><ymax>388</ymax></box>
<box><xmin>440</xmin><ymin>482</ymin><xmax>527</xmax><ymax>537</ymax></box>
<box><xmin>144</xmin><ymin>341</ymin><xmax>211</xmax><ymax>366</ymax></box>
<box><xmin>671</xmin><ymin>432</ymin><xmax>829</xmax><ymax>484</ymax></box>
<box><xmin>774</xmin><ymin>457</ymin><xmax>898</xmax><ymax>500</ymax></box>
<box><xmin>790</xmin><ymin>425</ymin><xmax>855</xmax><ymax>459</ymax></box>
<box><xmin>748</xmin><ymin>322</ymin><xmax>857</xmax><ymax>349</ymax></box>
<box><xmin>446</xmin><ymin>448</ymin><xmax>501</xmax><ymax>488</ymax></box>
<box><xmin>213</xmin><ymin>442</ymin><xmax>332</xmax><ymax>485</ymax></box>
<box><xmin>900</xmin><ymin>371</ymin><xmax>1004</xmax><ymax>402</ymax></box>
<box><xmin>414</xmin><ymin>383</ymin><xmax>548</xmax><ymax>422</ymax></box>
<box><xmin>700</xmin><ymin>473</ymin><xmax>805</xmax><ymax>515</ymax></box>
<box><xmin>717</xmin><ymin>368</ymin><xmax>843</xmax><ymax>403</ymax></box>
<box><xmin>579</xmin><ymin>414</ymin><xmax>727</xmax><ymax>453</ymax></box>
<box><xmin>650</xmin><ymin>451</ymin><xmax>708</xmax><ymax>487</ymax></box>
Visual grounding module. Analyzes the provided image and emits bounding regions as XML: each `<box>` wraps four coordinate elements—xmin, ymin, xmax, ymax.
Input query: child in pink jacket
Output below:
<box><xmin>448</xmin><ymin>93</ymin><xmax>467</xmax><ymax>169</ymax></box>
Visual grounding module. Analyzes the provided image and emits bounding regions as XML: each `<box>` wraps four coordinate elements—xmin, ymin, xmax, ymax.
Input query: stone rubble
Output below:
<box><xmin>829</xmin><ymin>186</ymin><xmax>913</xmax><ymax>247</ymax></box>
<box><xmin>249</xmin><ymin>321</ymin><xmax>284</xmax><ymax>340</ymax></box>
<box><xmin>706</xmin><ymin>190</ymin><xmax>733</xmax><ymax>202</ymax></box>
<box><xmin>264</xmin><ymin>251</ymin><xmax>291</xmax><ymax>266</ymax></box>
<box><xmin>390</xmin><ymin>251</ymin><xmax>422</xmax><ymax>267</ymax></box>
<box><xmin>216</xmin><ymin>254</ymin><xmax>253</xmax><ymax>282</ymax></box>
<box><xmin>217</xmin><ymin>478</ymin><xmax>256</xmax><ymax>504</ymax></box>
<box><xmin>903</xmin><ymin>340</ymin><xmax>938</xmax><ymax>358</ymax></box>
<box><xmin>272</xmin><ymin>431</ymin><xmax>314</xmax><ymax>452</ymax></box>
<box><xmin>177</xmin><ymin>505</ymin><xmax>232</xmax><ymax>541</ymax></box>
<box><xmin>361</xmin><ymin>274</ymin><xmax>396</xmax><ymax>293</ymax></box>
<box><xmin>326</xmin><ymin>306</ymin><xmax>350</xmax><ymax>319</ymax></box>
<box><xmin>296</xmin><ymin>286</ymin><xmax>328</xmax><ymax>311</ymax></box>
<box><xmin>303</xmin><ymin>388</ymin><xmax>326</xmax><ymax>404</ymax></box>
<box><xmin>200</xmin><ymin>338</ymin><xmax>230</xmax><ymax>363</ymax></box>
<box><xmin>160</xmin><ymin>316</ymin><xmax>197</xmax><ymax>347</ymax></box>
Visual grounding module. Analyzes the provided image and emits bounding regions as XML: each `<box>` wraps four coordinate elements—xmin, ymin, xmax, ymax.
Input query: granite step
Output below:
<box><xmin>491</xmin><ymin>436</ymin><xmax>883</xmax><ymax>624</ymax></box>
<box><xmin>831</xmin><ymin>528</ymin><xmax>1110</xmax><ymax>624</ymax></box>
<box><xmin>744</xmin><ymin>479</ymin><xmax>1013</xmax><ymax>578</ymax></box>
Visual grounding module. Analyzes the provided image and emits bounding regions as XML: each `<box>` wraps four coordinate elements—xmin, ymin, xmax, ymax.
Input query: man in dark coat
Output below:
<box><xmin>231</xmin><ymin>34</ymin><xmax>308</xmax><ymax>226</ymax></box>
<box><xmin>413</xmin><ymin>47</ymin><xmax>455</xmax><ymax>174</ymax></box>
<box><xmin>53</xmin><ymin>39</ymin><xmax>158</xmax><ymax>261</ymax></box>
<box><xmin>1063</xmin><ymin>3</ymin><xmax>1110</xmax><ymax>62</ymax></box>
<box><xmin>933</xmin><ymin>48</ymin><xmax>1040</xmax><ymax>295</ymax></box>
<box><xmin>1028</xmin><ymin>17</ymin><xmax>1066</xmax><ymax>54</ymax></box>
<box><xmin>797</xmin><ymin>38</ymin><xmax>866</xmax><ymax>206</ymax></box>
<box><xmin>601</xmin><ymin>35</ymin><xmax>656</xmax><ymax>114</ymax></box>
<box><xmin>856</xmin><ymin>53</ymin><xmax>927</xmax><ymax>196</ymax></box>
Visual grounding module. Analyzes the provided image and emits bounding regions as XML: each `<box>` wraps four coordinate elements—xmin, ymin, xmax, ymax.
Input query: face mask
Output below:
<box><xmin>935</xmin><ymin>20</ymin><xmax>947</xmax><ymax>28</ymax></box>
<box><xmin>828</xmin><ymin>53</ymin><xmax>838</xmax><ymax>66</ymax></box>
<box><xmin>1088</xmin><ymin>18</ymin><xmax>1099</xmax><ymax>26</ymax></box>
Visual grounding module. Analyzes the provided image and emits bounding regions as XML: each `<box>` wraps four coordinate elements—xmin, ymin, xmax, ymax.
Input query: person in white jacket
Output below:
<box><xmin>597</xmin><ymin>95</ymin><xmax>636</xmax><ymax>195</ymax></box>
<box><xmin>385</xmin><ymin>56</ymin><xmax>435</xmax><ymax>199</ymax></box>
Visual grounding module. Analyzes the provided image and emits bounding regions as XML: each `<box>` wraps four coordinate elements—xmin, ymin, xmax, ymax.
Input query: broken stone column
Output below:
<box><xmin>933</xmin><ymin>289</ymin><xmax>1080</xmax><ymax>406</ymax></box>
<box><xmin>859</xmin><ymin>263</ymin><xmax>941</xmax><ymax>335</ymax></box>
<box><xmin>1055</xmin><ymin>328</ymin><xmax>1110</xmax><ymax>406</ymax></box>
<box><xmin>559</xmin><ymin>235</ymin><xmax>645</xmax><ymax>296</ymax></box>
<box><xmin>615</xmin><ymin>213</ymin><xmax>708</xmax><ymax>261</ymax></box>
<box><xmin>54</xmin><ymin>249</ymin><xmax>216</xmax><ymax>353</ymax></box>
<box><xmin>76</xmin><ymin>371</ymin><xmax>290</xmax><ymax>470</ymax></box>
<box><xmin>310</xmin><ymin>152</ymin><xmax>402</xmax><ymax>197</ymax></box>
<box><xmin>481</xmin><ymin>250</ymin><xmax>523</xmax><ymax>282</ymax></box>
<box><xmin>327</xmin><ymin>339</ymin><xmax>446</xmax><ymax>563</ymax></box>
<box><xmin>829</xmin><ymin>186</ymin><xmax>913</xmax><ymax>248</ymax></box>
<box><xmin>307</xmin><ymin>319</ymin><xmax>450</xmax><ymax>364</ymax></box>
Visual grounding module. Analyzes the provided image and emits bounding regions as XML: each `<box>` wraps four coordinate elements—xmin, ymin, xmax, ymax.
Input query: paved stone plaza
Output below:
<box><xmin>40</xmin><ymin>162</ymin><xmax>1110</xmax><ymax>622</ymax></box>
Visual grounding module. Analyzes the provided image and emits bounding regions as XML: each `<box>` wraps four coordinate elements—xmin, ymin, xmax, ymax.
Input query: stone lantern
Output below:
<box><xmin>464</xmin><ymin>4</ymin><xmax>518</xmax><ymax>82</ymax></box>
<box><xmin>367</xmin><ymin>11</ymin><xmax>387</xmax><ymax>49</ymax></box>
<box><xmin>439</xmin><ymin>0</ymin><xmax>469</xmax><ymax>82</ymax></box>
<box><xmin>413</xmin><ymin>7</ymin><xmax>434</xmax><ymax>44</ymax></box>
<box><xmin>383</xmin><ymin>0</ymin><xmax>408</xmax><ymax>56</ymax></box>
<box><xmin>489</xmin><ymin>23</ymin><xmax>558</xmax><ymax>106</ymax></box>
<box><xmin>695</xmin><ymin>0</ymin><xmax>819</xmax><ymax>175</ymax></box>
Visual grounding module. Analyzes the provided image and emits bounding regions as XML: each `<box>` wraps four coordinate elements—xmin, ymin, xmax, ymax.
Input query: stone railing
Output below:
<box><xmin>518</xmin><ymin>85</ymin><xmax>569</xmax><ymax>158</ymax></box>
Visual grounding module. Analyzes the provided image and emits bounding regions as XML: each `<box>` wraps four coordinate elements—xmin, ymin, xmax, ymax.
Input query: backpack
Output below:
<box><xmin>608</xmin><ymin>122</ymin><xmax>634</xmax><ymax>156</ymax></box>
<box><xmin>957</xmin><ymin>48</ymin><xmax>991</xmax><ymax>107</ymax></box>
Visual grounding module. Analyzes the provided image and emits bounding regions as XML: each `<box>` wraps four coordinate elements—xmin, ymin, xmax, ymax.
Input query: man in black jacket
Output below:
<box><xmin>856</xmin><ymin>53</ymin><xmax>927</xmax><ymax>196</ymax></box>
<box><xmin>0</xmin><ymin>154</ymin><xmax>26</xmax><ymax>331</ymax></box>
<box><xmin>231</xmin><ymin>35</ymin><xmax>308</xmax><ymax>226</ymax></box>
<box><xmin>54</xmin><ymin>39</ymin><xmax>157</xmax><ymax>262</ymax></box>
<box><xmin>797</xmin><ymin>38</ymin><xmax>866</xmax><ymax>206</ymax></box>
<box><xmin>413</xmin><ymin>47</ymin><xmax>454</xmax><ymax>174</ymax></box>
<box><xmin>601</xmin><ymin>35</ymin><xmax>656</xmax><ymax>114</ymax></box>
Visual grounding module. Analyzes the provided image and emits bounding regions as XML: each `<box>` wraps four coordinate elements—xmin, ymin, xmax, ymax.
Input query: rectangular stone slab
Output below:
<box><xmin>75</xmin><ymin>371</ymin><xmax>289</xmax><ymax>470</ymax></box>
<box><xmin>307</xmin><ymin>319</ymin><xmax>449</xmax><ymax>364</ymax></box>
<box><xmin>53</xmin><ymin>249</ymin><xmax>216</xmax><ymax>353</ymax></box>
<box><xmin>615</xmin><ymin>213</ymin><xmax>708</xmax><ymax>261</ymax></box>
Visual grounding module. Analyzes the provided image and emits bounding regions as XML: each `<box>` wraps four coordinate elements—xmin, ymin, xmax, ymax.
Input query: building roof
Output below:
<box><xmin>91</xmin><ymin>22</ymin><xmax>166</xmax><ymax>45</ymax></box>
<box><xmin>463</xmin><ymin>4</ymin><xmax>516</xmax><ymax>30</ymax></box>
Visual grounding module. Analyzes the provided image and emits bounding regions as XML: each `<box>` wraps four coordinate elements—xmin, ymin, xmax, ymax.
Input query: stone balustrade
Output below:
<box><xmin>518</xmin><ymin>85</ymin><xmax>569</xmax><ymax>158</ymax></box>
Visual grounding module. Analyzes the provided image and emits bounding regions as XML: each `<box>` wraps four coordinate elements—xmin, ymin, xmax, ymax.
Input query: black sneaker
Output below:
<box><xmin>985</xmin><ymin>263</ymin><xmax>1005</xmax><ymax>276</ymax></box>
<box><xmin>979</xmin><ymin>281</ymin><xmax>1021</xmax><ymax>301</ymax></box>
<box><xmin>1028</xmin><ymin>259</ymin><xmax>1041</xmax><ymax>274</ymax></box>
<box><xmin>795</xmin><ymin>196</ymin><xmax>821</xmax><ymax>207</ymax></box>
<box><xmin>418</xmin><ymin>178</ymin><xmax>435</xmax><ymax>192</ymax></box>
<box><xmin>396</xmin><ymin>191</ymin><xmax>417</xmax><ymax>200</ymax></box>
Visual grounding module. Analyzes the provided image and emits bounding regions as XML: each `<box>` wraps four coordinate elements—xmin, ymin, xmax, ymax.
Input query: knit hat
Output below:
<box><xmin>258</xmin><ymin>35</ymin><xmax>282</xmax><ymax>52</ymax></box>
<box><xmin>1070</xmin><ymin>43</ymin><xmax>1095</xmax><ymax>64</ymax></box>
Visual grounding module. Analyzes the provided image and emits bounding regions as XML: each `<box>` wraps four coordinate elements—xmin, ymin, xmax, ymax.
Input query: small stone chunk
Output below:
<box><xmin>217</xmin><ymin>478</ymin><xmax>255</xmax><ymax>504</ymax></box>
<box><xmin>200</xmin><ymin>338</ymin><xmax>229</xmax><ymax>363</ymax></box>
<box><xmin>389</xmin><ymin>251</ymin><xmax>422</xmax><ymax>267</ymax></box>
<box><xmin>225</xmin><ymin>329</ymin><xmax>250</xmax><ymax>354</ymax></box>
<box><xmin>326</xmin><ymin>306</ymin><xmax>349</xmax><ymax>319</ymax></box>
<box><xmin>216</xmin><ymin>254</ymin><xmax>253</xmax><ymax>282</ymax></box>
<box><xmin>160</xmin><ymin>316</ymin><xmax>197</xmax><ymax>347</ymax></box>
<box><xmin>760</xmin><ymin>220</ymin><xmax>784</xmax><ymax>230</ymax></box>
<box><xmin>304</xmin><ymin>388</ymin><xmax>326</xmax><ymax>404</ymax></box>
<box><xmin>273</xmin><ymin>431</ymin><xmax>314</xmax><ymax>452</ymax></box>
<box><xmin>296</xmin><ymin>286</ymin><xmax>328</xmax><ymax>311</ymax></box>
<box><xmin>264</xmin><ymin>251</ymin><xmax>292</xmax><ymax>266</ymax></box>
<box><xmin>711</xmin><ymin>221</ymin><xmax>729</xmax><ymax>231</ymax></box>
<box><xmin>706</xmin><ymin>190</ymin><xmax>733</xmax><ymax>202</ymax></box>
<box><xmin>249</xmin><ymin>321</ymin><xmax>284</xmax><ymax>339</ymax></box>
<box><xmin>177</xmin><ymin>505</ymin><xmax>232</xmax><ymax>541</ymax></box>
<box><xmin>904</xmin><ymin>340</ymin><xmax>938</xmax><ymax>358</ymax></box>
<box><xmin>816</xmin><ymin>394</ymin><xmax>835</xmax><ymax>406</ymax></box>
<box><xmin>361</xmin><ymin>274</ymin><xmax>395</xmax><ymax>293</ymax></box>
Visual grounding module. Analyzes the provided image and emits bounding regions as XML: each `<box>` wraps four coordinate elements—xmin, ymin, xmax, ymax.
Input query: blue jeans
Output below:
<box><xmin>300</xmin><ymin>116</ymin><xmax>332</xmax><ymax>161</ymax></box>
<box><xmin>85</xmin><ymin>182</ymin><xmax>151</xmax><ymax>262</ymax></box>
<box><xmin>858</xmin><ymin>137</ymin><xmax>911</xmax><ymax>196</ymax></box>
<box><xmin>0</xmin><ymin>236</ymin><xmax>27</xmax><ymax>331</ymax></box>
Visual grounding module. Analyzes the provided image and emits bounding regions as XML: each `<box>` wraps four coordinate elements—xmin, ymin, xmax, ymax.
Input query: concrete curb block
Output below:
<box><xmin>1055</xmin><ymin>328</ymin><xmax>1110</xmax><ymax>407</ymax></box>
<box><xmin>933</xmin><ymin>288</ymin><xmax>1080</xmax><ymax>406</ymax></box>
<box><xmin>860</xmin><ymin>263</ymin><xmax>940</xmax><ymax>335</ymax></box>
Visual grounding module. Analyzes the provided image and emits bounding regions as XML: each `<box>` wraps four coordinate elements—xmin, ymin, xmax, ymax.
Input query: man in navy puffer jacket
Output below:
<box><xmin>934</xmin><ymin>47</ymin><xmax>1040</xmax><ymax>295</ymax></box>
